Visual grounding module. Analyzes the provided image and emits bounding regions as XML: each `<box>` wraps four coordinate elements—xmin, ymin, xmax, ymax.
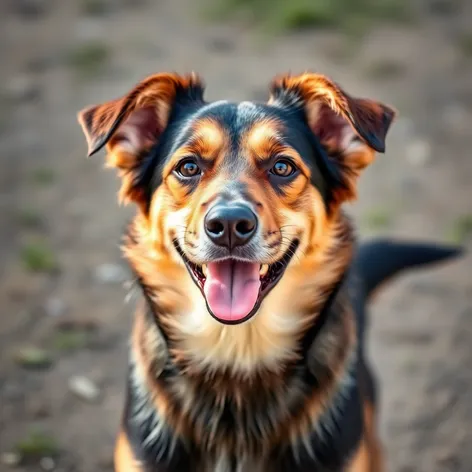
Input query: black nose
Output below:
<box><xmin>204</xmin><ymin>204</ymin><xmax>257</xmax><ymax>249</ymax></box>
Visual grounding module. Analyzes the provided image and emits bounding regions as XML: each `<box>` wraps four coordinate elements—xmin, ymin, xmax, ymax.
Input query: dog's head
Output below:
<box><xmin>78</xmin><ymin>72</ymin><xmax>394</xmax><ymax>328</ymax></box>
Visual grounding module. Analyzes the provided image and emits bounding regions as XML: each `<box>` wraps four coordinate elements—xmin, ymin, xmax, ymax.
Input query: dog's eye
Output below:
<box><xmin>270</xmin><ymin>159</ymin><xmax>296</xmax><ymax>177</ymax></box>
<box><xmin>176</xmin><ymin>159</ymin><xmax>201</xmax><ymax>178</ymax></box>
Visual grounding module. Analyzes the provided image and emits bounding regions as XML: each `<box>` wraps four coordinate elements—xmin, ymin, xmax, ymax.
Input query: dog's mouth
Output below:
<box><xmin>174</xmin><ymin>239</ymin><xmax>300</xmax><ymax>325</ymax></box>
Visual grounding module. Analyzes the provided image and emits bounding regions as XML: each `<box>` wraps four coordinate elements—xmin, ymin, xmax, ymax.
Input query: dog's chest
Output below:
<box><xmin>127</xmin><ymin>373</ymin><xmax>360</xmax><ymax>472</ymax></box>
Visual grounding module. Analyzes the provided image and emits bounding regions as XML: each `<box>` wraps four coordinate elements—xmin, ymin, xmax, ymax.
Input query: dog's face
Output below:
<box><xmin>78</xmin><ymin>73</ymin><xmax>394</xmax><ymax>329</ymax></box>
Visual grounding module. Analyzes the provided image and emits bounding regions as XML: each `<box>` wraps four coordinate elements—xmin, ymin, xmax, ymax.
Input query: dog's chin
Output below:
<box><xmin>173</xmin><ymin>239</ymin><xmax>300</xmax><ymax>325</ymax></box>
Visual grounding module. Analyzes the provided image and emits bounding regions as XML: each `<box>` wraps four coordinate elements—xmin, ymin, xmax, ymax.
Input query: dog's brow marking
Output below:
<box><xmin>246</xmin><ymin>120</ymin><xmax>282</xmax><ymax>159</ymax></box>
<box><xmin>167</xmin><ymin>100</ymin><xmax>231</xmax><ymax>158</ymax></box>
<box><xmin>193</xmin><ymin>119</ymin><xmax>225</xmax><ymax>156</ymax></box>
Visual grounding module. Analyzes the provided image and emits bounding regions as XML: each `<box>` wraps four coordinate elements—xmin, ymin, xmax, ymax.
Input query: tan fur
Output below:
<box><xmin>362</xmin><ymin>401</ymin><xmax>385</xmax><ymax>472</ymax></box>
<box><xmin>345</xmin><ymin>438</ymin><xmax>370</xmax><ymax>472</ymax></box>
<box><xmin>114</xmin><ymin>430</ymin><xmax>144</xmax><ymax>472</ymax></box>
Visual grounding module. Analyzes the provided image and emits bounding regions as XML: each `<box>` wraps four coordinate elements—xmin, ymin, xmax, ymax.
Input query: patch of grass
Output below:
<box><xmin>31</xmin><ymin>167</ymin><xmax>55</xmax><ymax>186</ymax></box>
<box><xmin>80</xmin><ymin>0</ymin><xmax>111</xmax><ymax>16</ymax></box>
<box><xmin>52</xmin><ymin>331</ymin><xmax>89</xmax><ymax>352</ymax></box>
<box><xmin>270</xmin><ymin>0</ymin><xmax>342</xmax><ymax>31</ymax></box>
<box><xmin>446</xmin><ymin>215</ymin><xmax>472</xmax><ymax>244</ymax></box>
<box><xmin>17</xmin><ymin>208</ymin><xmax>43</xmax><ymax>228</ymax></box>
<box><xmin>21</xmin><ymin>242</ymin><xmax>58</xmax><ymax>273</ymax></box>
<box><xmin>363</xmin><ymin>207</ymin><xmax>393</xmax><ymax>230</ymax></box>
<box><xmin>203</xmin><ymin>0</ymin><xmax>413</xmax><ymax>34</ymax></box>
<box><xmin>458</xmin><ymin>32</ymin><xmax>472</xmax><ymax>57</ymax></box>
<box><xmin>373</xmin><ymin>0</ymin><xmax>414</xmax><ymax>22</ymax></box>
<box><xmin>340</xmin><ymin>14</ymin><xmax>372</xmax><ymax>40</ymax></box>
<box><xmin>364</xmin><ymin>58</ymin><xmax>406</xmax><ymax>80</ymax></box>
<box><xmin>15</xmin><ymin>431</ymin><xmax>59</xmax><ymax>461</ymax></box>
<box><xmin>67</xmin><ymin>41</ymin><xmax>110</xmax><ymax>78</ymax></box>
<box><xmin>14</xmin><ymin>347</ymin><xmax>53</xmax><ymax>370</ymax></box>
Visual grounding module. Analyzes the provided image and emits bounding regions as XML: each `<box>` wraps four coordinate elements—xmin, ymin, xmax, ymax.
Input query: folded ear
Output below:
<box><xmin>269</xmin><ymin>73</ymin><xmax>396</xmax><ymax>201</ymax></box>
<box><xmin>77</xmin><ymin>72</ymin><xmax>204</xmax><ymax>208</ymax></box>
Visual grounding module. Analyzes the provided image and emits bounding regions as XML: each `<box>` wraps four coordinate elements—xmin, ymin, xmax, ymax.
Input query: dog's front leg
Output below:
<box><xmin>114</xmin><ymin>428</ymin><xmax>195</xmax><ymax>472</ymax></box>
<box><xmin>344</xmin><ymin>401</ymin><xmax>385</xmax><ymax>472</ymax></box>
<box><xmin>115</xmin><ymin>429</ymin><xmax>146</xmax><ymax>472</ymax></box>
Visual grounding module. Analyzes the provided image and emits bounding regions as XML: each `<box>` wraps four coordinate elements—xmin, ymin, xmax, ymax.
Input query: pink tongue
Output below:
<box><xmin>203</xmin><ymin>260</ymin><xmax>261</xmax><ymax>322</ymax></box>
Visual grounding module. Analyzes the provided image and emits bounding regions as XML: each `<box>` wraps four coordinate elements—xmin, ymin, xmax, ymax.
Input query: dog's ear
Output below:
<box><xmin>269</xmin><ymin>73</ymin><xmax>396</xmax><ymax>201</ymax></box>
<box><xmin>77</xmin><ymin>72</ymin><xmax>204</xmax><ymax>207</ymax></box>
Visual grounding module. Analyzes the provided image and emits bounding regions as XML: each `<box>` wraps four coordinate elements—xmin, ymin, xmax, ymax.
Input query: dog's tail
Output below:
<box><xmin>353</xmin><ymin>238</ymin><xmax>463</xmax><ymax>299</ymax></box>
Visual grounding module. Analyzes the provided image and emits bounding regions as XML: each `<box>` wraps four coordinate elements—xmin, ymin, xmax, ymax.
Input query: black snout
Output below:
<box><xmin>204</xmin><ymin>204</ymin><xmax>257</xmax><ymax>249</ymax></box>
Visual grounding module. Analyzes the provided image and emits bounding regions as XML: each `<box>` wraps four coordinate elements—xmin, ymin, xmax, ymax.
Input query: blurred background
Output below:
<box><xmin>0</xmin><ymin>0</ymin><xmax>471</xmax><ymax>471</ymax></box>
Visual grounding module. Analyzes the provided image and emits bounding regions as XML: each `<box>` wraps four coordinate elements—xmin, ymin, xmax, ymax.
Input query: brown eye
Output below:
<box><xmin>176</xmin><ymin>159</ymin><xmax>201</xmax><ymax>178</ymax></box>
<box><xmin>270</xmin><ymin>159</ymin><xmax>295</xmax><ymax>177</ymax></box>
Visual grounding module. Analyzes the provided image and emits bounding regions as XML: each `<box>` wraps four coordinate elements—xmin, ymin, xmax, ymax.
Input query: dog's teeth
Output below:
<box><xmin>259</xmin><ymin>264</ymin><xmax>269</xmax><ymax>277</ymax></box>
<box><xmin>202</xmin><ymin>264</ymin><xmax>207</xmax><ymax>277</ymax></box>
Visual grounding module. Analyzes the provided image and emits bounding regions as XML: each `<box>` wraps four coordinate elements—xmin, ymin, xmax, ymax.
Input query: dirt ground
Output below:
<box><xmin>0</xmin><ymin>1</ymin><xmax>471</xmax><ymax>471</ymax></box>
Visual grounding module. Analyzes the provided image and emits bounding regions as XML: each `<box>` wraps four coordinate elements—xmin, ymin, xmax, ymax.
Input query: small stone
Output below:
<box><xmin>93</xmin><ymin>263</ymin><xmax>128</xmax><ymax>284</ymax></box>
<box><xmin>1</xmin><ymin>452</ymin><xmax>21</xmax><ymax>467</ymax></box>
<box><xmin>40</xmin><ymin>457</ymin><xmax>55</xmax><ymax>471</ymax></box>
<box><xmin>44</xmin><ymin>297</ymin><xmax>67</xmax><ymax>317</ymax></box>
<box><xmin>14</xmin><ymin>347</ymin><xmax>53</xmax><ymax>370</ymax></box>
<box><xmin>68</xmin><ymin>376</ymin><xmax>100</xmax><ymax>402</ymax></box>
<box><xmin>405</xmin><ymin>138</ymin><xmax>431</xmax><ymax>167</ymax></box>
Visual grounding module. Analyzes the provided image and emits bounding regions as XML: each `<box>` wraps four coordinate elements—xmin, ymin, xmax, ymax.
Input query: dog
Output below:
<box><xmin>77</xmin><ymin>72</ymin><xmax>462</xmax><ymax>472</ymax></box>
